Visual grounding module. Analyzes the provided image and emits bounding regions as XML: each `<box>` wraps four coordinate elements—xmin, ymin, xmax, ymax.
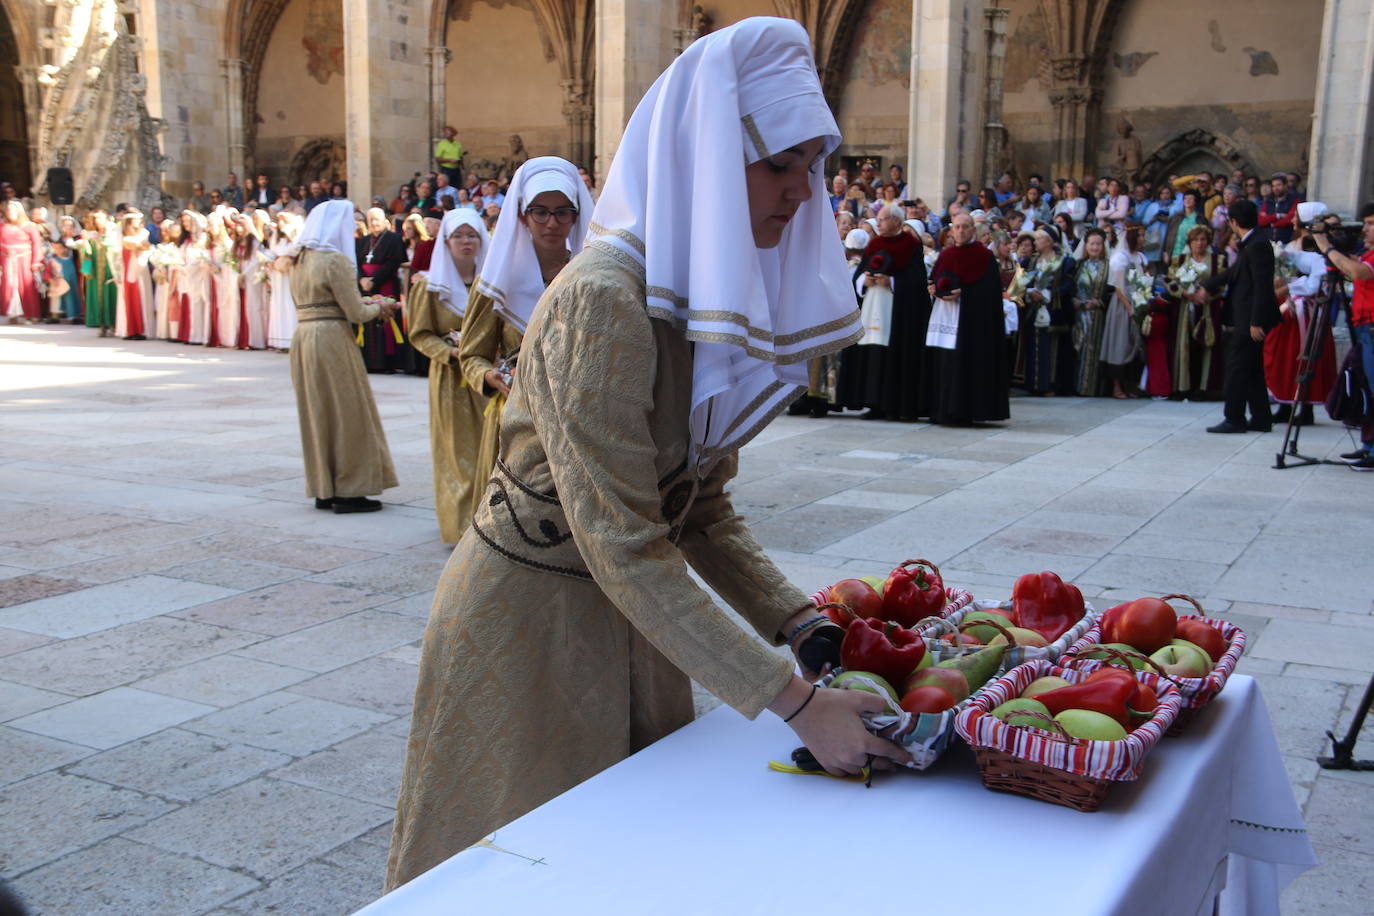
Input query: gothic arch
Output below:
<box><xmin>223</xmin><ymin>0</ymin><xmax>295</xmax><ymax>173</ymax></box>
<box><xmin>770</xmin><ymin>0</ymin><xmax>869</xmax><ymax>109</ymax></box>
<box><xmin>1138</xmin><ymin>128</ymin><xmax>1260</xmax><ymax>188</ymax></box>
<box><xmin>0</xmin><ymin>0</ymin><xmax>38</xmax><ymax>192</ymax></box>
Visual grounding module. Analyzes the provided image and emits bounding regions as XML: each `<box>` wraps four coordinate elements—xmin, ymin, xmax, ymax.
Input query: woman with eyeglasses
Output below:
<box><xmin>455</xmin><ymin>156</ymin><xmax>594</xmax><ymax>530</ymax></box>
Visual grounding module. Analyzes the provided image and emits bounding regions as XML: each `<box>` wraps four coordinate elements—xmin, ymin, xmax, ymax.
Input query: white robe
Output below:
<box><xmin>183</xmin><ymin>246</ymin><xmax>214</xmax><ymax>345</ymax></box>
<box><xmin>212</xmin><ymin>243</ymin><xmax>241</xmax><ymax>348</ymax></box>
<box><xmin>115</xmin><ymin>244</ymin><xmax>154</xmax><ymax>338</ymax></box>
<box><xmin>267</xmin><ymin>239</ymin><xmax>298</xmax><ymax>349</ymax></box>
<box><xmin>242</xmin><ymin>244</ymin><xmax>269</xmax><ymax>349</ymax></box>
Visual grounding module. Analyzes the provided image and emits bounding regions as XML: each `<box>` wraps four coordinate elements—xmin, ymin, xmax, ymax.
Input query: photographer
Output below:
<box><xmin>1312</xmin><ymin>201</ymin><xmax>1374</xmax><ymax>469</ymax></box>
<box><xmin>1266</xmin><ymin>204</ymin><xmax>1337</xmax><ymax>426</ymax></box>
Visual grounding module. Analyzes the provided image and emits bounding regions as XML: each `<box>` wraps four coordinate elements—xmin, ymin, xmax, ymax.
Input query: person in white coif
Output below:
<box><xmin>386</xmin><ymin>16</ymin><xmax>910</xmax><ymax>892</ymax></box>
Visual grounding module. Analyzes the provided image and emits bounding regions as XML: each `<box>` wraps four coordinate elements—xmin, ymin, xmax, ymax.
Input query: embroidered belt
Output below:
<box><xmin>470</xmin><ymin>454</ymin><xmax>699</xmax><ymax>582</ymax></box>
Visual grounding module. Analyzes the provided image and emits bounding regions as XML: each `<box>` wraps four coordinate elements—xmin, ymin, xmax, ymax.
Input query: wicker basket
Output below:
<box><xmin>808</xmin><ymin>561</ymin><xmax>974</xmax><ymax>621</ymax></box>
<box><xmin>1059</xmin><ymin>595</ymin><xmax>1246</xmax><ymax>735</ymax></box>
<box><xmin>954</xmin><ymin>660</ymin><xmax>1183</xmax><ymax>811</ymax></box>
<box><xmin>919</xmin><ymin>600</ymin><xmax>1097</xmax><ymax>667</ymax></box>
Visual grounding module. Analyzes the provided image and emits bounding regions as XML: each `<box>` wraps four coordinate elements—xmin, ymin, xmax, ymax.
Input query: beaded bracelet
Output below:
<box><xmin>785</xmin><ymin>616</ymin><xmax>829</xmax><ymax>649</ymax></box>
<box><xmin>783</xmin><ymin>683</ymin><xmax>818</xmax><ymax>723</ymax></box>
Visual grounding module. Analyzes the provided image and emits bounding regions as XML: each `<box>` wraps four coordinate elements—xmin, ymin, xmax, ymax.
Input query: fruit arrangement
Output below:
<box><xmin>955</xmin><ymin>660</ymin><xmax>1183</xmax><ymax>811</ymax></box>
<box><xmin>814</xmin><ymin>559</ymin><xmax>972</xmax><ymax>629</ymax></box>
<box><xmin>1060</xmin><ymin>594</ymin><xmax>1246</xmax><ymax>733</ymax></box>
<box><xmin>921</xmin><ymin>570</ymin><xmax>1097</xmax><ymax>667</ymax></box>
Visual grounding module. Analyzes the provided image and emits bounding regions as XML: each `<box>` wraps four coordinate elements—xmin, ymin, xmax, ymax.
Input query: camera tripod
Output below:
<box><xmin>1274</xmin><ymin>268</ymin><xmax>1346</xmax><ymax>469</ymax></box>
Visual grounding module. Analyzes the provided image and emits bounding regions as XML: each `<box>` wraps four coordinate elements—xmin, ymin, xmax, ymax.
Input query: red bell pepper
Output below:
<box><xmin>881</xmin><ymin>559</ymin><xmax>946</xmax><ymax>628</ymax></box>
<box><xmin>840</xmin><ymin>618</ymin><xmax>927</xmax><ymax>685</ymax></box>
<box><xmin>1082</xmin><ymin>667</ymin><xmax>1158</xmax><ymax>721</ymax></box>
<box><xmin>1031</xmin><ymin>677</ymin><xmax>1136</xmax><ymax>728</ymax></box>
<box><xmin>1012</xmin><ymin>571</ymin><xmax>1085</xmax><ymax>642</ymax></box>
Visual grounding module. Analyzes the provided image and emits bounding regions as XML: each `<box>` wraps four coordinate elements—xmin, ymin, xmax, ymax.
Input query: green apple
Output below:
<box><xmin>1149</xmin><ymin>642</ymin><xmax>1210</xmax><ymax>678</ymax></box>
<box><xmin>961</xmin><ymin>610</ymin><xmax>1015</xmax><ymax>644</ymax></box>
<box><xmin>1021</xmin><ymin>675</ymin><xmax>1071</xmax><ymax>698</ymax></box>
<box><xmin>988</xmin><ymin>626</ymin><xmax>1051</xmax><ymax>649</ymax></box>
<box><xmin>1054</xmin><ymin>709</ymin><xmax>1127</xmax><ymax>741</ymax></box>
<box><xmin>860</xmin><ymin>575</ymin><xmax>886</xmax><ymax>595</ymax></box>
<box><xmin>830</xmin><ymin>670</ymin><xmax>899</xmax><ymax>706</ymax></box>
<box><xmin>991</xmin><ymin>698</ymin><xmax>1050</xmax><ymax>729</ymax></box>
<box><xmin>1170</xmin><ymin>639</ymin><xmax>1215</xmax><ymax>671</ymax></box>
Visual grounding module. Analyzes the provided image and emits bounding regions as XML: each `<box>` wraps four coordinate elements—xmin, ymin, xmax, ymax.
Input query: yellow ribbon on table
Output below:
<box><xmin>767</xmin><ymin>760</ymin><xmax>870</xmax><ymax>783</ymax></box>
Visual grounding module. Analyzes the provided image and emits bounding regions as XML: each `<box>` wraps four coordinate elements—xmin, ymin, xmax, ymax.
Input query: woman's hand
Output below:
<box><xmin>359</xmin><ymin>277</ymin><xmax>374</xmax><ymax>292</ymax></box>
<box><xmin>770</xmin><ymin>678</ymin><xmax>912</xmax><ymax>776</ymax></box>
<box><xmin>866</xmin><ymin>273</ymin><xmax>889</xmax><ymax>289</ymax></box>
<box><xmin>484</xmin><ymin>368</ymin><xmax>511</xmax><ymax>397</ymax></box>
<box><xmin>450</xmin><ymin>346</ymin><xmax>462</xmax><ymax>362</ymax></box>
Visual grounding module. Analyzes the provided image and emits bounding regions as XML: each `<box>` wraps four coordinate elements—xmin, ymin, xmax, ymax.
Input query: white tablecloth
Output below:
<box><xmin>358</xmin><ymin>675</ymin><xmax>1315</xmax><ymax>916</ymax></box>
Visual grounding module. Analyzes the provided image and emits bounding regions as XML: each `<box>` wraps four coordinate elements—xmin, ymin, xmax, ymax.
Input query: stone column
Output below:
<box><xmin>594</xmin><ymin>0</ymin><xmax>672</xmax><ymax>183</ymax></box>
<box><xmin>907</xmin><ymin>0</ymin><xmax>978</xmax><ymax>208</ymax></box>
<box><xmin>1048</xmin><ymin>68</ymin><xmax>1101</xmax><ymax>183</ymax></box>
<box><xmin>342</xmin><ymin>0</ymin><xmax>429</xmax><ymax>204</ymax></box>
<box><xmin>981</xmin><ymin>8</ymin><xmax>1010</xmax><ymax>187</ymax></box>
<box><xmin>1308</xmin><ymin>0</ymin><xmax>1374</xmax><ymax>215</ymax></box>
<box><xmin>563</xmin><ymin>79</ymin><xmax>595</xmax><ymax>170</ymax></box>
<box><xmin>14</xmin><ymin>65</ymin><xmax>43</xmax><ymax>190</ymax></box>
<box><xmin>220</xmin><ymin>58</ymin><xmax>247</xmax><ymax>180</ymax></box>
<box><xmin>425</xmin><ymin>45</ymin><xmax>451</xmax><ymax>162</ymax></box>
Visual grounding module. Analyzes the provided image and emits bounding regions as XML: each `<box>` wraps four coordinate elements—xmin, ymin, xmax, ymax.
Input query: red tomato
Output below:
<box><xmin>1103</xmin><ymin>597</ymin><xmax>1176</xmax><ymax>654</ymax></box>
<box><xmin>1174</xmin><ymin>618</ymin><xmax>1228</xmax><ymax>662</ymax></box>
<box><xmin>899</xmin><ymin>685</ymin><xmax>958</xmax><ymax>715</ymax></box>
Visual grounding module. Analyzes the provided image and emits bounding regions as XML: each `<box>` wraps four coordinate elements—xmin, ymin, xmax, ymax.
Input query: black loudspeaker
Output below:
<box><xmin>46</xmin><ymin>167</ymin><xmax>74</xmax><ymax>205</ymax></box>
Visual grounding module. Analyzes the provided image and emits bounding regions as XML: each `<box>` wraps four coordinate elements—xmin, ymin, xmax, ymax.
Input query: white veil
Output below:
<box><xmin>297</xmin><ymin>200</ymin><xmax>357</xmax><ymax>266</ymax></box>
<box><xmin>587</xmin><ymin>16</ymin><xmax>859</xmax><ymax>469</ymax></box>
<box><xmin>427</xmin><ymin>208</ymin><xmax>489</xmax><ymax>319</ymax></box>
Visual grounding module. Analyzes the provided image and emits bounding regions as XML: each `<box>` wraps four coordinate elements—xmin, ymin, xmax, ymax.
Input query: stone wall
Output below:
<box><xmin>255</xmin><ymin>0</ymin><xmax>346</xmax><ymax>186</ymax></box>
<box><xmin>835</xmin><ymin>0</ymin><xmax>911</xmax><ymax>170</ymax></box>
<box><xmin>1001</xmin><ymin>0</ymin><xmax>1323</xmax><ymax>182</ymax></box>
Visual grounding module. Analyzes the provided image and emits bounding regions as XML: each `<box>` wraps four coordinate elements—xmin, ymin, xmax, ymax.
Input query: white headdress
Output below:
<box><xmin>587</xmin><ymin>16</ymin><xmax>858</xmax><ymax>468</ymax></box>
<box><xmin>427</xmin><ymin>208</ymin><xmax>490</xmax><ymax>319</ymax></box>
<box><xmin>474</xmin><ymin>156</ymin><xmax>594</xmax><ymax>332</ymax></box>
<box><xmin>297</xmin><ymin>200</ymin><xmax>358</xmax><ymax>266</ymax></box>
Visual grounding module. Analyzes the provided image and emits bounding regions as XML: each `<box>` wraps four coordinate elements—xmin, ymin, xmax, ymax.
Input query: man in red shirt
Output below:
<box><xmin>1313</xmin><ymin>201</ymin><xmax>1374</xmax><ymax>469</ymax></box>
<box><xmin>1259</xmin><ymin>173</ymin><xmax>1302</xmax><ymax>244</ymax></box>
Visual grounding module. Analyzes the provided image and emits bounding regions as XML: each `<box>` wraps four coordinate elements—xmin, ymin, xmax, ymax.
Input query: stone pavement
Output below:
<box><xmin>1</xmin><ymin>323</ymin><xmax>1371</xmax><ymax>915</ymax></box>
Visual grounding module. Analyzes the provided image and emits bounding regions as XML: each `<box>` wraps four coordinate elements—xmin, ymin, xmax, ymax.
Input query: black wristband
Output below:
<box><xmin>783</xmin><ymin>684</ymin><xmax>818</xmax><ymax>724</ymax></box>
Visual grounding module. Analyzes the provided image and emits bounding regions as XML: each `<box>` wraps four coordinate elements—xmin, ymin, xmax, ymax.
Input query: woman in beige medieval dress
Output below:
<box><xmin>405</xmin><ymin>208</ymin><xmax>490</xmax><ymax>542</ymax></box>
<box><xmin>386</xmin><ymin>17</ymin><xmax>910</xmax><ymax>891</ymax></box>
<box><xmin>456</xmin><ymin>156</ymin><xmax>595</xmax><ymax>526</ymax></box>
<box><xmin>288</xmin><ymin>199</ymin><xmax>399</xmax><ymax>513</ymax></box>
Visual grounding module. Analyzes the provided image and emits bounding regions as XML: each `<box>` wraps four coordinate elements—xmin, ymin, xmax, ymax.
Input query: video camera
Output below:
<box><xmin>1298</xmin><ymin>201</ymin><xmax>1362</xmax><ymax>255</ymax></box>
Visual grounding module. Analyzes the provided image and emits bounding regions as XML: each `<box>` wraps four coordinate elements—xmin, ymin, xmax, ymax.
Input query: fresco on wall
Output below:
<box><xmin>302</xmin><ymin>0</ymin><xmax>344</xmax><ymax>85</ymax></box>
<box><xmin>1005</xmin><ymin>6</ymin><xmax>1052</xmax><ymax>94</ymax></box>
<box><xmin>845</xmin><ymin>0</ymin><xmax>911</xmax><ymax>89</ymax></box>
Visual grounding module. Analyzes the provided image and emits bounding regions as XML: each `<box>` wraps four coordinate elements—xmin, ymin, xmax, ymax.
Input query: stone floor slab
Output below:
<box><xmin>0</xmin><ymin>626</ymin><xmax>55</xmax><ymax>658</ymax></box>
<box><xmin>0</xmin><ymin>617</ymin><xmax>261</xmax><ymax>696</ymax></box>
<box><xmin>271</xmin><ymin>730</ymin><xmax>408</xmax><ymax>807</ymax></box>
<box><xmin>0</xmin><ymin>772</ymin><xmax>175</xmax><ymax>877</ymax></box>
<box><xmin>0</xmin><ymin>725</ymin><xmax>92</xmax><ymax>785</ymax></box>
<box><xmin>10</xmin><ymin>837</ymin><xmax>261</xmax><ymax>916</ymax></box>
<box><xmin>1280</xmin><ymin>842</ymin><xmax>1374</xmax><ymax>916</ymax></box>
<box><xmin>68</xmin><ymin>729</ymin><xmax>292</xmax><ymax>804</ymax></box>
<box><xmin>134</xmin><ymin>653</ymin><xmax>312</xmax><ymax>707</ymax></box>
<box><xmin>123</xmin><ymin>777</ymin><xmax>390</xmax><ymax>880</ymax></box>
<box><xmin>0</xmin><ymin>574</ymin><xmax>237</xmax><ymax>638</ymax></box>
<box><xmin>9</xmin><ymin>686</ymin><xmax>216</xmax><ymax>750</ymax></box>
<box><xmin>0</xmin><ymin>573</ymin><xmax>89</xmax><ymax>609</ymax></box>
<box><xmin>232</xmin><ymin>539</ymin><xmax>383</xmax><ymax>573</ymax></box>
<box><xmin>286</xmin><ymin>656</ymin><xmax>420</xmax><ymax>718</ymax></box>
<box><xmin>0</xmin><ymin>680</ymin><xmax>71</xmax><ymax>721</ymax></box>
<box><xmin>172</xmin><ymin>579</ymin><xmax>389</xmax><ymax>636</ymax></box>
<box><xmin>1249</xmin><ymin>618</ymin><xmax>1374</xmax><ymax>672</ymax></box>
<box><xmin>183</xmin><ymin>691</ymin><xmax>392</xmax><ymax>756</ymax></box>
<box><xmin>159</xmin><ymin>556</ymin><xmax>303</xmax><ymax>591</ymax></box>
<box><xmin>233</xmin><ymin>609</ymin><xmax>426</xmax><ymax>674</ymax></box>
<box><xmin>218</xmin><ymin>859</ymin><xmax>382</xmax><ymax>915</ymax></box>
<box><xmin>307</xmin><ymin>554</ymin><xmax>450</xmax><ymax>598</ymax></box>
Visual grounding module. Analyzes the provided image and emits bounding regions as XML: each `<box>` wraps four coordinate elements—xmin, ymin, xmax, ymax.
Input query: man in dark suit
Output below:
<box><xmin>1197</xmin><ymin>199</ymin><xmax>1281</xmax><ymax>433</ymax></box>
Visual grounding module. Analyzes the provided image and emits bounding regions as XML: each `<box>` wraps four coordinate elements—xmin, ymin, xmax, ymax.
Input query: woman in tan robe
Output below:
<box><xmin>457</xmin><ymin>157</ymin><xmax>596</xmax><ymax>526</ymax></box>
<box><xmin>406</xmin><ymin>209</ymin><xmax>490</xmax><ymax>542</ymax></box>
<box><xmin>288</xmin><ymin>199</ymin><xmax>400</xmax><ymax>513</ymax></box>
<box><xmin>387</xmin><ymin>19</ymin><xmax>909</xmax><ymax>891</ymax></box>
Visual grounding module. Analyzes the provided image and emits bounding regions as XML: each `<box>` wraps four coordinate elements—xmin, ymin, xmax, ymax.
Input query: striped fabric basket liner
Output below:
<box><xmin>809</xmin><ymin>584</ymin><xmax>974</xmax><ymax>618</ymax></box>
<box><xmin>918</xmin><ymin>600</ymin><xmax>1097</xmax><ymax>667</ymax></box>
<box><xmin>820</xmin><ymin>643</ymin><xmax>999</xmax><ymax>771</ymax></box>
<box><xmin>954</xmin><ymin>660</ymin><xmax>1183</xmax><ymax>810</ymax></box>
<box><xmin>1060</xmin><ymin>615</ymin><xmax>1246</xmax><ymax>733</ymax></box>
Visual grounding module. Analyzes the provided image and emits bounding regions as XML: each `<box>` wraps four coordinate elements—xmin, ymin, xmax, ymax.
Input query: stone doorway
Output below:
<box><xmin>1138</xmin><ymin>128</ymin><xmax>1258</xmax><ymax>188</ymax></box>
<box><xmin>0</xmin><ymin>4</ymin><xmax>31</xmax><ymax>196</ymax></box>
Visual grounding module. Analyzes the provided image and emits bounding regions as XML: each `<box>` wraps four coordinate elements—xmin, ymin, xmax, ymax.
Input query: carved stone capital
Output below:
<box><xmin>1051</xmin><ymin>56</ymin><xmax>1087</xmax><ymax>84</ymax></box>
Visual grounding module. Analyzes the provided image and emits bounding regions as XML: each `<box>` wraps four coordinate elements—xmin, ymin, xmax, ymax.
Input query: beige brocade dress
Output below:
<box><xmin>406</xmin><ymin>276</ymin><xmax>488</xmax><ymax>542</ymax></box>
<box><xmin>287</xmin><ymin>249</ymin><xmax>399</xmax><ymax>499</ymax></box>
<box><xmin>456</xmin><ymin>289</ymin><xmax>523</xmax><ymax>527</ymax></box>
<box><xmin>386</xmin><ymin>245</ymin><xmax>812</xmax><ymax>890</ymax></box>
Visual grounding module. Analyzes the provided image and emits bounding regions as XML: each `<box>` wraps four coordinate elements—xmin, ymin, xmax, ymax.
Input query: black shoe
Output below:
<box><xmin>1207</xmin><ymin>421</ymin><xmax>1249</xmax><ymax>434</ymax></box>
<box><xmin>1271</xmin><ymin>405</ymin><xmax>1291</xmax><ymax>423</ymax></box>
<box><xmin>1246</xmin><ymin>421</ymin><xmax>1273</xmax><ymax>432</ymax></box>
<box><xmin>859</xmin><ymin>409</ymin><xmax>886</xmax><ymax>421</ymax></box>
<box><xmin>1295</xmin><ymin>405</ymin><xmax>1315</xmax><ymax>426</ymax></box>
<box><xmin>314</xmin><ymin>498</ymin><xmax>334</xmax><ymax>510</ymax></box>
<box><xmin>333</xmin><ymin>497</ymin><xmax>382</xmax><ymax>514</ymax></box>
<box><xmin>1350</xmin><ymin>456</ymin><xmax>1374</xmax><ymax>472</ymax></box>
<box><xmin>1340</xmin><ymin>449</ymin><xmax>1370</xmax><ymax>462</ymax></box>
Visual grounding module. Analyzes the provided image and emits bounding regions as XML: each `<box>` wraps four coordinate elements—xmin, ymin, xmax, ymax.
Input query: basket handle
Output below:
<box><xmin>959</xmin><ymin>617</ymin><xmax>1017</xmax><ymax>647</ymax></box>
<box><xmin>895</xmin><ymin>558</ymin><xmax>943</xmax><ymax>583</ymax></box>
<box><xmin>1000</xmin><ymin>709</ymin><xmax>1075</xmax><ymax>743</ymax></box>
<box><xmin>1160</xmin><ymin>593</ymin><xmax>1205</xmax><ymax>616</ymax></box>
<box><xmin>1066</xmin><ymin>643</ymin><xmax>1184</xmax><ymax>687</ymax></box>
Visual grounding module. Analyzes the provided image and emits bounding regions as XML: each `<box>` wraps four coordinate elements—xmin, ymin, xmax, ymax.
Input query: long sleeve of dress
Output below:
<box><xmin>458</xmin><ymin>289</ymin><xmax>500</xmax><ymax>392</ymax></box>
<box><xmin>519</xmin><ymin>274</ymin><xmax>794</xmax><ymax>718</ymax></box>
<box><xmin>323</xmin><ymin>252</ymin><xmax>379</xmax><ymax>323</ymax></box>
<box><xmin>406</xmin><ymin>277</ymin><xmax>456</xmax><ymax>363</ymax></box>
<box><xmin>675</xmin><ymin>451</ymin><xmax>814</xmax><ymax>646</ymax></box>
